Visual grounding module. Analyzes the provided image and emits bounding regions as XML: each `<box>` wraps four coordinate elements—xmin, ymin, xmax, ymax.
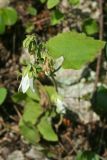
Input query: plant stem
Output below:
<box><xmin>94</xmin><ymin>0</ymin><xmax>104</xmax><ymax>91</ymax></box>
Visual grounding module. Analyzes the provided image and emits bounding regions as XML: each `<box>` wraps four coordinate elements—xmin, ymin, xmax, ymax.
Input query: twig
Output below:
<box><xmin>12</xmin><ymin>33</ymin><xmax>16</xmax><ymax>54</ymax></box>
<box><xmin>98</xmin><ymin>119</ymin><xmax>106</xmax><ymax>157</ymax></box>
<box><xmin>51</xmin><ymin>74</ymin><xmax>58</xmax><ymax>92</ymax></box>
<box><xmin>13</xmin><ymin>105</ymin><xmax>22</xmax><ymax>118</ymax></box>
<box><xmin>94</xmin><ymin>0</ymin><xmax>104</xmax><ymax>91</ymax></box>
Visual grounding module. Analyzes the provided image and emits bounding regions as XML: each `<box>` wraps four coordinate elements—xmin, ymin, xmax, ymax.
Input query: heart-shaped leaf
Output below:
<box><xmin>46</xmin><ymin>32</ymin><xmax>105</xmax><ymax>69</ymax></box>
<box><xmin>37</xmin><ymin>113</ymin><xmax>58</xmax><ymax>141</ymax></box>
<box><xmin>19</xmin><ymin>119</ymin><xmax>40</xmax><ymax>144</ymax></box>
<box><xmin>23</xmin><ymin>99</ymin><xmax>43</xmax><ymax>125</ymax></box>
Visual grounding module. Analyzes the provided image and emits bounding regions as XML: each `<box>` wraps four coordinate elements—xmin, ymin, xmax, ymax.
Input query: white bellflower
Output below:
<box><xmin>18</xmin><ymin>74</ymin><xmax>34</xmax><ymax>93</ymax></box>
<box><xmin>56</xmin><ymin>98</ymin><xmax>66</xmax><ymax>114</ymax></box>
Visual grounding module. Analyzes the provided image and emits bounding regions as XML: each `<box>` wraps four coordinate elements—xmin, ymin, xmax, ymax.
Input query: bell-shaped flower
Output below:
<box><xmin>18</xmin><ymin>74</ymin><xmax>35</xmax><ymax>93</ymax></box>
<box><xmin>56</xmin><ymin>98</ymin><xmax>66</xmax><ymax>114</ymax></box>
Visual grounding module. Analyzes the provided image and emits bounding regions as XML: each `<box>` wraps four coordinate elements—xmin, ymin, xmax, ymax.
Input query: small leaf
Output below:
<box><xmin>83</xmin><ymin>19</ymin><xmax>99</xmax><ymax>35</ymax></box>
<box><xmin>19</xmin><ymin>119</ymin><xmax>40</xmax><ymax>144</ymax></box>
<box><xmin>27</xmin><ymin>6</ymin><xmax>37</xmax><ymax>16</ymax></box>
<box><xmin>0</xmin><ymin>87</ymin><xmax>7</xmax><ymax>105</ymax></box>
<box><xmin>40</xmin><ymin>0</ymin><xmax>46</xmax><ymax>3</ymax></box>
<box><xmin>37</xmin><ymin>113</ymin><xmax>58</xmax><ymax>141</ymax></box>
<box><xmin>51</xmin><ymin>10</ymin><xmax>64</xmax><ymax>26</ymax></box>
<box><xmin>46</xmin><ymin>31</ymin><xmax>105</xmax><ymax>69</ymax></box>
<box><xmin>76</xmin><ymin>151</ymin><xmax>99</xmax><ymax>160</ymax></box>
<box><xmin>3</xmin><ymin>7</ymin><xmax>18</xmax><ymax>26</ymax></box>
<box><xmin>23</xmin><ymin>99</ymin><xmax>43</xmax><ymax>125</ymax></box>
<box><xmin>69</xmin><ymin>0</ymin><xmax>80</xmax><ymax>5</ymax></box>
<box><xmin>47</xmin><ymin>0</ymin><xmax>60</xmax><ymax>9</ymax></box>
<box><xmin>25</xmin><ymin>22</ymin><xmax>35</xmax><ymax>33</ymax></box>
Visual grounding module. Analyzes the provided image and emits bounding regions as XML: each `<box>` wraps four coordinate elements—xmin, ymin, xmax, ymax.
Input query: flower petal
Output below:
<box><xmin>56</xmin><ymin>98</ymin><xmax>66</xmax><ymax>114</ymax></box>
<box><xmin>29</xmin><ymin>77</ymin><xmax>35</xmax><ymax>92</ymax></box>
<box><xmin>18</xmin><ymin>80</ymin><xmax>22</xmax><ymax>92</ymax></box>
<box><xmin>21</xmin><ymin>74</ymin><xmax>30</xmax><ymax>93</ymax></box>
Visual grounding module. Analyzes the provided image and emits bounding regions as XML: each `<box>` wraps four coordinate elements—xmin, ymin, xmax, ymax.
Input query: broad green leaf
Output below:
<box><xmin>3</xmin><ymin>7</ymin><xmax>18</xmax><ymax>26</ymax></box>
<box><xmin>19</xmin><ymin>119</ymin><xmax>40</xmax><ymax>144</ymax></box>
<box><xmin>27</xmin><ymin>6</ymin><xmax>37</xmax><ymax>16</ymax></box>
<box><xmin>23</xmin><ymin>99</ymin><xmax>43</xmax><ymax>125</ymax></box>
<box><xmin>76</xmin><ymin>151</ymin><xmax>99</xmax><ymax>160</ymax></box>
<box><xmin>51</xmin><ymin>10</ymin><xmax>64</xmax><ymax>26</ymax></box>
<box><xmin>47</xmin><ymin>0</ymin><xmax>60</xmax><ymax>9</ymax></box>
<box><xmin>46</xmin><ymin>32</ymin><xmax>105</xmax><ymax>69</ymax></box>
<box><xmin>69</xmin><ymin>0</ymin><xmax>80</xmax><ymax>5</ymax></box>
<box><xmin>26</xmin><ymin>89</ymin><xmax>40</xmax><ymax>101</ymax></box>
<box><xmin>37</xmin><ymin>113</ymin><xmax>58</xmax><ymax>141</ymax></box>
<box><xmin>0</xmin><ymin>87</ymin><xmax>7</xmax><ymax>105</ymax></box>
<box><xmin>83</xmin><ymin>19</ymin><xmax>99</xmax><ymax>35</ymax></box>
<box><xmin>0</xmin><ymin>10</ymin><xmax>5</xmax><ymax>34</ymax></box>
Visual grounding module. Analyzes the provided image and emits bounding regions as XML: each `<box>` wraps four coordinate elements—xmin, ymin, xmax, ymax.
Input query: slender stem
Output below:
<box><xmin>51</xmin><ymin>74</ymin><xmax>58</xmax><ymax>92</ymax></box>
<box><xmin>94</xmin><ymin>0</ymin><xmax>103</xmax><ymax>91</ymax></box>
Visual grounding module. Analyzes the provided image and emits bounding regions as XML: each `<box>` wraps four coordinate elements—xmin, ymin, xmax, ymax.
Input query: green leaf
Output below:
<box><xmin>26</xmin><ymin>89</ymin><xmax>40</xmax><ymax>101</ymax></box>
<box><xmin>3</xmin><ymin>7</ymin><xmax>18</xmax><ymax>26</ymax></box>
<box><xmin>37</xmin><ymin>113</ymin><xmax>58</xmax><ymax>141</ymax></box>
<box><xmin>83</xmin><ymin>19</ymin><xmax>99</xmax><ymax>35</ymax></box>
<box><xmin>0</xmin><ymin>10</ymin><xmax>5</xmax><ymax>34</ymax></box>
<box><xmin>19</xmin><ymin>119</ymin><xmax>40</xmax><ymax>144</ymax></box>
<box><xmin>0</xmin><ymin>87</ymin><xmax>7</xmax><ymax>105</ymax></box>
<box><xmin>40</xmin><ymin>0</ymin><xmax>46</xmax><ymax>3</ymax></box>
<box><xmin>76</xmin><ymin>151</ymin><xmax>99</xmax><ymax>160</ymax></box>
<box><xmin>45</xmin><ymin>86</ymin><xmax>57</xmax><ymax>97</ymax></box>
<box><xmin>23</xmin><ymin>99</ymin><xmax>43</xmax><ymax>125</ymax></box>
<box><xmin>46</xmin><ymin>31</ymin><xmax>105</xmax><ymax>69</ymax></box>
<box><xmin>51</xmin><ymin>9</ymin><xmax>64</xmax><ymax>26</ymax></box>
<box><xmin>27</xmin><ymin>6</ymin><xmax>37</xmax><ymax>16</ymax></box>
<box><xmin>47</xmin><ymin>0</ymin><xmax>60</xmax><ymax>9</ymax></box>
<box><xmin>25</xmin><ymin>22</ymin><xmax>35</xmax><ymax>33</ymax></box>
<box><xmin>12</xmin><ymin>92</ymin><xmax>27</xmax><ymax>103</ymax></box>
<box><xmin>23</xmin><ymin>34</ymin><xmax>36</xmax><ymax>52</ymax></box>
<box><xmin>91</xmin><ymin>86</ymin><xmax>107</xmax><ymax>117</ymax></box>
<box><xmin>69</xmin><ymin>0</ymin><xmax>80</xmax><ymax>5</ymax></box>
